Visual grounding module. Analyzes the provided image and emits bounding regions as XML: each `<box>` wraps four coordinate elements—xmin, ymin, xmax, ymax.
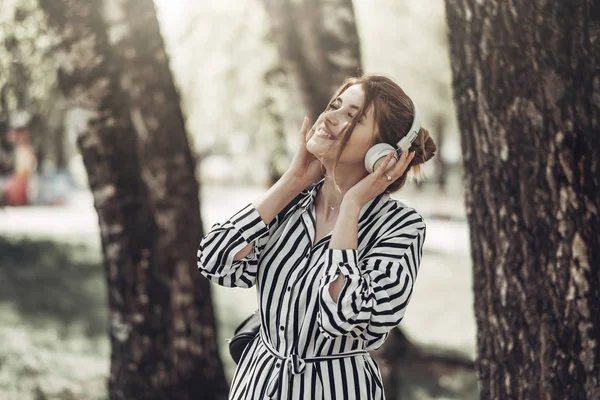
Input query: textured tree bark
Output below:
<box><xmin>445</xmin><ymin>1</ymin><xmax>600</xmax><ymax>398</ymax></box>
<box><xmin>39</xmin><ymin>1</ymin><xmax>228</xmax><ymax>399</ymax></box>
<box><xmin>261</xmin><ymin>0</ymin><xmax>362</xmax><ymax>121</ymax></box>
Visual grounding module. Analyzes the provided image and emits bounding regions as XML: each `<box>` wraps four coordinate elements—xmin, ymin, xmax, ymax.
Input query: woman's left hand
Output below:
<box><xmin>343</xmin><ymin>150</ymin><xmax>415</xmax><ymax>210</ymax></box>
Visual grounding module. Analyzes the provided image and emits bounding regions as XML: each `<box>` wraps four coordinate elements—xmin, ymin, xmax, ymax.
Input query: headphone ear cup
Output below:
<box><xmin>364</xmin><ymin>143</ymin><xmax>396</xmax><ymax>173</ymax></box>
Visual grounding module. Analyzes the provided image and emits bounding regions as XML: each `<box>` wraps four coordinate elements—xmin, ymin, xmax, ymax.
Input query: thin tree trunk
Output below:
<box><xmin>261</xmin><ymin>0</ymin><xmax>362</xmax><ymax>122</ymax></box>
<box><xmin>432</xmin><ymin>114</ymin><xmax>447</xmax><ymax>192</ymax></box>
<box><xmin>263</xmin><ymin>66</ymin><xmax>289</xmax><ymax>185</ymax></box>
<box><xmin>55</xmin><ymin>123</ymin><xmax>66</xmax><ymax>168</ymax></box>
<box><xmin>39</xmin><ymin>1</ymin><xmax>228</xmax><ymax>399</ymax></box>
<box><xmin>445</xmin><ymin>1</ymin><xmax>600</xmax><ymax>398</ymax></box>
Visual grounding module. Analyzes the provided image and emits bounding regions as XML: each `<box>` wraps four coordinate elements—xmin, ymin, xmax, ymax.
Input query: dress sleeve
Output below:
<box><xmin>197</xmin><ymin>185</ymin><xmax>311</xmax><ymax>288</ymax></box>
<box><xmin>316</xmin><ymin>208</ymin><xmax>426</xmax><ymax>345</ymax></box>
<box><xmin>197</xmin><ymin>203</ymin><xmax>273</xmax><ymax>288</ymax></box>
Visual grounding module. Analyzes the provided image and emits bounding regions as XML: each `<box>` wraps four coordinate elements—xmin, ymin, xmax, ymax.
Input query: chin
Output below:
<box><xmin>306</xmin><ymin>140</ymin><xmax>327</xmax><ymax>159</ymax></box>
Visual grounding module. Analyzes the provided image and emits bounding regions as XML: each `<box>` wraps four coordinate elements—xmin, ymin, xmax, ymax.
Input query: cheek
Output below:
<box><xmin>339</xmin><ymin>128</ymin><xmax>374</xmax><ymax>160</ymax></box>
<box><xmin>312</xmin><ymin>113</ymin><xmax>326</xmax><ymax>130</ymax></box>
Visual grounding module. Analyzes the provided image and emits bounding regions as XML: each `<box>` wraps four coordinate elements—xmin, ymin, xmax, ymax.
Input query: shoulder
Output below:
<box><xmin>379</xmin><ymin>197</ymin><xmax>426</xmax><ymax>236</ymax></box>
<box><xmin>275</xmin><ymin>181</ymin><xmax>319</xmax><ymax>224</ymax></box>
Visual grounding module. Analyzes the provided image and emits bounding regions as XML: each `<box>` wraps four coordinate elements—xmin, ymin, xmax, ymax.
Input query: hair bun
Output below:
<box><xmin>412</xmin><ymin>127</ymin><xmax>436</xmax><ymax>165</ymax></box>
<box><xmin>403</xmin><ymin>127</ymin><xmax>436</xmax><ymax>185</ymax></box>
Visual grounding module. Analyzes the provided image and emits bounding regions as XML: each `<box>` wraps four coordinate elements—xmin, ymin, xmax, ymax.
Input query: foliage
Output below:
<box><xmin>156</xmin><ymin>0</ymin><xmax>305</xmax><ymax>183</ymax></box>
<box><xmin>0</xmin><ymin>0</ymin><xmax>66</xmax><ymax>167</ymax></box>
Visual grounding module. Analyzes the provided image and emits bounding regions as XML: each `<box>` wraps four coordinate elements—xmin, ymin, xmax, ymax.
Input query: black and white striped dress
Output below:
<box><xmin>197</xmin><ymin>179</ymin><xmax>426</xmax><ymax>399</ymax></box>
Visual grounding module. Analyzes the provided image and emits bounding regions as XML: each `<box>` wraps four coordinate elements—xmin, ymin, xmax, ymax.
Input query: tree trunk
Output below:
<box><xmin>39</xmin><ymin>1</ymin><xmax>228</xmax><ymax>399</ymax></box>
<box><xmin>103</xmin><ymin>1</ymin><xmax>228</xmax><ymax>397</ymax></box>
<box><xmin>261</xmin><ymin>0</ymin><xmax>362</xmax><ymax>122</ymax></box>
<box><xmin>432</xmin><ymin>113</ymin><xmax>447</xmax><ymax>192</ymax></box>
<box><xmin>263</xmin><ymin>66</ymin><xmax>289</xmax><ymax>185</ymax></box>
<box><xmin>445</xmin><ymin>1</ymin><xmax>600</xmax><ymax>398</ymax></box>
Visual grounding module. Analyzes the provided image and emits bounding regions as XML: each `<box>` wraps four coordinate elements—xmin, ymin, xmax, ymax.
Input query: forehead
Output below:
<box><xmin>339</xmin><ymin>84</ymin><xmax>375</xmax><ymax>121</ymax></box>
<box><xmin>339</xmin><ymin>84</ymin><xmax>365</xmax><ymax>105</ymax></box>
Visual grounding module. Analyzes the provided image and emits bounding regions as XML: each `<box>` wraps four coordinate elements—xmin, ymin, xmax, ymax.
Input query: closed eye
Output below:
<box><xmin>327</xmin><ymin>103</ymin><xmax>357</xmax><ymax>119</ymax></box>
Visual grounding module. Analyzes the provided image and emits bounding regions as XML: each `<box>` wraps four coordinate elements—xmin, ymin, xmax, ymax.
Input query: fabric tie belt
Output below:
<box><xmin>260</xmin><ymin>332</ymin><xmax>368</xmax><ymax>398</ymax></box>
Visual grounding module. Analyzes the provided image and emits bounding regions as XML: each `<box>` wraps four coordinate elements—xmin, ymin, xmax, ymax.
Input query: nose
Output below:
<box><xmin>325</xmin><ymin>107</ymin><xmax>343</xmax><ymax>127</ymax></box>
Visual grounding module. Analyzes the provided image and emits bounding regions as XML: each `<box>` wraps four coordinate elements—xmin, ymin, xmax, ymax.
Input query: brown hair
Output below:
<box><xmin>326</xmin><ymin>74</ymin><xmax>437</xmax><ymax>193</ymax></box>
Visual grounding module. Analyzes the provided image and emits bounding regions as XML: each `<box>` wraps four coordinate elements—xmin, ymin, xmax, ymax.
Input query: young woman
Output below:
<box><xmin>198</xmin><ymin>74</ymin><xmax>436</xmax><ymax>399</ymax></box>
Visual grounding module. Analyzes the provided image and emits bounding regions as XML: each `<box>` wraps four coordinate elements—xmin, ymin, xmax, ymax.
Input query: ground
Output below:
<box><xmin>0</xmin><ymin>184</ymin><xmax>478</xmax><ymax>399</ymax></box>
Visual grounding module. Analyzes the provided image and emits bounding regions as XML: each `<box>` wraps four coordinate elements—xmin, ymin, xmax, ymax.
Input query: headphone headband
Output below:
<box><xmin>396</xmin><ymin>101</ymin><xmax>421</xmax><ymax>151</ymax></box>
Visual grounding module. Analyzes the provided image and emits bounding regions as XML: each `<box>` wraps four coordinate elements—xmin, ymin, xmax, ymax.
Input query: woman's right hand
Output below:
<box><xmin>283</xmin><ymin>116</ymin><xmax>323</xmax><ymax>188</ymax></box>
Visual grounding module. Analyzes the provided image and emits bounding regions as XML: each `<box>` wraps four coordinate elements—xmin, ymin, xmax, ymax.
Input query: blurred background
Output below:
<box><xmin>0</xmin><ymin>0</ymin><xmax>477</xmax><ymax>398</ymax></box>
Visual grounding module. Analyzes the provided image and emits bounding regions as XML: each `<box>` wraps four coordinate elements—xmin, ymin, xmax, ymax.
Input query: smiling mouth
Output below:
<box><xmin>316</xmin><ymin>126</ymin><xmax>335</xmax><ymax>140</ymax></box>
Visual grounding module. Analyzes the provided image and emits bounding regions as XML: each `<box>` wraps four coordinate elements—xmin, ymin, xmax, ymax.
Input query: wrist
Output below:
<box><xmin>340</xmin><ymin>198</ymin><xmax>362</xmax><ymax>216</ymax></box>
<box><xmin>281</xmin><ymin>172</ymin><xmax>313</xmax><ymax>191</ymax></box>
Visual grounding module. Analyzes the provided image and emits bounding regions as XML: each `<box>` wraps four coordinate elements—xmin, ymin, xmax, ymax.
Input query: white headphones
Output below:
<box><xmin>364</xmin><ymin>101</ymin><xmax>422</xmax><ymax>173</ymax></box>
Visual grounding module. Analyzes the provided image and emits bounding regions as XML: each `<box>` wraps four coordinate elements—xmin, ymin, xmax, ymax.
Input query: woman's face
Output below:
<box><xmin>306</xmin><ymin>84</ymin><xmax>377</xmax><ymax>168</ymax></box>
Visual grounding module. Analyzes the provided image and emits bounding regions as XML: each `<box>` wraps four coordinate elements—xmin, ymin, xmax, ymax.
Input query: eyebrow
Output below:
<box><xmin>333</xmin><ymin>97</ymin><xmax>360</xmax><ymax>110</ymax></box>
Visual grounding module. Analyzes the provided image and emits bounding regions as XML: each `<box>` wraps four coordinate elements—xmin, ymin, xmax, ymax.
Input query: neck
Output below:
<box><xmin>317</xmin><ymin>162</ymin><xmax>368</xmax><ymax>219</ymax></box>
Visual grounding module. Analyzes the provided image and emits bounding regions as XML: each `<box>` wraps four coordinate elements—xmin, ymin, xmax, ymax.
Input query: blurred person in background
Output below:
<box><xmin>198</xmin><ymin>74</ymin><xmax>437</xmax><ymax>399</ymax></box>
<box><xmin>1</xmin><ymin>111</ymin><xmax>37</xmax><ymax>206</ymax></box>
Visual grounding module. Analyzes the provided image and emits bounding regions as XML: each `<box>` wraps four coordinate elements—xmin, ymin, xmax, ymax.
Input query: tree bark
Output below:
<box><xmin>445</xmin><ymin>1</ymin><xmax>600</xmax><ymax>398</ymax></box>
<box><xmin>261</xmin><ymin>0</ymin><xmax>362</xmax><ymax>122</ymax></box>
<box><xmin>102</xmin><ymin>2</ymin><xmax>228</xmax><ymax>397</ymax></box>
<box><xmin>39</xmin><ymin>1</ymin><xmax>228</xmax><ymax>399</ymax></box>
<box><xmin>431</xmin><ymin>114</ymin><xmax>448</xmax><ymax>192</ymax></box>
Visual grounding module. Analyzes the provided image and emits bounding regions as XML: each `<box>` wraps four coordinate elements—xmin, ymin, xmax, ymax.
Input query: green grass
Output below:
<box><xmin>0</xmin><ymin>236</ymin><xmax>109</xmax><ymax>400</ymax></box>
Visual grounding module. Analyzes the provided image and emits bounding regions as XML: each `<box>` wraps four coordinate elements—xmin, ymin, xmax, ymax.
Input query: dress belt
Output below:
<box><xmin>259</xmin><ymin>331</ymin><xmax>368</xmax><ymax>398</ymax></box>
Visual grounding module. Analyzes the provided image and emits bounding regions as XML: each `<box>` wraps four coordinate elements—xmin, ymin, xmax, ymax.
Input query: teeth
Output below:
<box><xmin>318</xmin><ymin>127</ymin><xmax>334</xmax><ymax>140</ymax></box>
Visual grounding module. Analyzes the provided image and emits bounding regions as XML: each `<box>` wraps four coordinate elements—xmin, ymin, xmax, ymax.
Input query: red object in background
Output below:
<box><xmin>3</xmin><ymin>175</ymin><xmax>29</xmax><ymax>206</ymax></box>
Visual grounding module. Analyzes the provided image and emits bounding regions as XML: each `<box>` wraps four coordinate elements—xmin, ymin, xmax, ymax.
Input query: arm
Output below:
<box><xmin>198</xmin><ymin>115</ymin><xmax>322</xmax><ymax>286</ymax></box>
<box><xmin>233</xmin><ymin>174</ymin><xmax>306</xmax><ymax>260</ymax></box>
<box><xmin>317</xmin><ymin>206</ymin><xmax>426</xmax><ymax>344</ymax></box>
<box><xmin>234</xmin><ymin>115</ymin><xmax>321</xmax><ymax>260</ymax></box>
<box><xmin>197</xmin><ymin>174</ymin><xmax>306</xmax><ymax>287</ymax></box>
<box><xmin>326</xmin><ymin>201</ymin><xmax>361</xmax><ymax>302</ymax></box>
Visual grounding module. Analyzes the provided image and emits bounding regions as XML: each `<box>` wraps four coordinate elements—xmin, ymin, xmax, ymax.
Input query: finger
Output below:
<box><xmin>299</xmin><ymin>116</ymin><xmax>314</xmax><ymax>148</ymax></box>
<box><xmin>392</xmin><ymin>150</ymin><xmax>414</xmax><ymax>175</ymax></box>
<box><xmin>306</xmin><ymin>125</ymin><xmax>316</xmax><ymax>142</ymax></box>
<box><xmin>300</xmin><ymin>115</ymin><xmax>310</xmax><ymax>139</ymax></box>
<box><xmin>375</xmin><ymin>152</ymin><xmax>397</xmax><ymax>176</ymax></box>
<box><xmin>384</xmin><ymin>151</ymin><xmax>414</xmax><ymax>182</ymax></box>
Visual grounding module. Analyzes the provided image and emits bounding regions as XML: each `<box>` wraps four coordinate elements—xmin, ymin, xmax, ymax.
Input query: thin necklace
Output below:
<box><xmin>316</xmin><ymin>189</ymin><xmax>341</xmax><ymax>212</ymax></box>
